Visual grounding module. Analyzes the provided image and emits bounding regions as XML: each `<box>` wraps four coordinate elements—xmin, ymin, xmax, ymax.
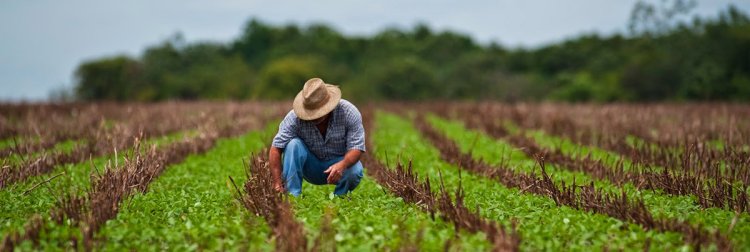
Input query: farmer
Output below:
<box><xmin>269</xmin><ymin>77</ymin><xmax>365</xmax><ymax>196</ymax></box>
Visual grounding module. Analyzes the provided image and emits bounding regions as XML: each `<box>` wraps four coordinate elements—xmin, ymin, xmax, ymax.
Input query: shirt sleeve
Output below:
<box><xmin>345</xmin><ymin>105</ymin><xmax>366</xmax><ymax>152</ymax></box>
<box><xmin>272</xmin><ymin>111</ymin><xmax>298</xmax><ymax>149</ymax></box>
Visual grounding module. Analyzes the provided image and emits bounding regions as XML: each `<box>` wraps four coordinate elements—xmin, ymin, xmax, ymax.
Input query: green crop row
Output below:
<box><xmin>376</xmin><ymin>112</ymin><xmax>687</xmax><ymax>251</ymax></box>
<box><xmin>92</xmin><ymin>123</ymin><xmax>279</xmax><ymax>251</ymax></box>
<box><xmin>427</xmin><ymin>114</ymin><xmax>750</xmax><ymax>250</ymax></box>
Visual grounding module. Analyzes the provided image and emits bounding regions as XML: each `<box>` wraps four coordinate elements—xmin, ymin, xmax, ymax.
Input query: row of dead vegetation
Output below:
<box><xmin>432</xmin><ymin>103</ymin><xmax>750</xmax><ymax>215</ymax></box>
<box><xmin>1</xmin><ymin>102</ymin><xmax>282</xmax><ymax>251</ymax></box>
<box><xmin>0</xmin><ymin>102</ymin><xmax>283</xmax><ymax>188</ymax></box>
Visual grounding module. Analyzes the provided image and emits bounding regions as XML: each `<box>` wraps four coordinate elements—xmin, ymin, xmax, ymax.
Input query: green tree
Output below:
<box><xmin>75</xmin><ymin>55</ymin><xmax>141</xmax><ymax>101</ymax></box>
<box><xmin>69</xmin><ymin>5</ymin><xmax>750</xmax><ymax>102</ymax></box>
<box><xmin>164</xmin><ymin>56</ymin><xmax>253</xmax><ymax>100</ymax></box>
<box><xmin>371</xmin><ymin>56</ymin><xmax>438</xmax><ymax>100</ymax></box>
<box><xmin>140</xmin><ymin>38</ymin><xmax>185</xmax><ymax>100</ymax></box>
<box><xmin>253</xmin><ymin>56</ymin><xmax>321</xmax><ymax>100</ymax></box>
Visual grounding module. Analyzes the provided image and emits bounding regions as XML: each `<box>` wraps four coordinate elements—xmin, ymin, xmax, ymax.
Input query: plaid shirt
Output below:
<box><xmin>272</xmin><ymin>99</ymin><xmax>366</xmax><ymax>161</ymax></box>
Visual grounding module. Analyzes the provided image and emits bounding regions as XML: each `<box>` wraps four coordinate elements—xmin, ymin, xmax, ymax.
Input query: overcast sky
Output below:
<box><xmin>1</xmin><ymin>0</ymin><xmax>747</xmax><ymax>101</ymax></box>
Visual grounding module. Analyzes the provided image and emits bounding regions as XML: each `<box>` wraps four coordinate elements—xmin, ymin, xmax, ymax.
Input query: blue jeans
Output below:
<box><xmin>282</xmin><ymin>138</ymin><xmax>364</xmax><ymax>196</ymax></box>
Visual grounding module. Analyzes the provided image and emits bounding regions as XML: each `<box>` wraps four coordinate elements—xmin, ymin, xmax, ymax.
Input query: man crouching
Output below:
<box><xmin>269</xmin><ymin>77</ymin><xmax>365</xmax><ymax>196</ymax></box>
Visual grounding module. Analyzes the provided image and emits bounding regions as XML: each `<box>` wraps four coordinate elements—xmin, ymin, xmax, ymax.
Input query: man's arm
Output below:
<box><xmin>324</xmin><ymin>149</ymin><xmax>362</xmax><ymax>184</ymax></box>
<box><xmin>269</xmin><ymin>147</ymin><xmax>284</xmax><ymax>192</ymax></box>
<box><xmin>269</xmin><ymin>111</ymin><xmax>298</xmax><ymax>192</ymax></box>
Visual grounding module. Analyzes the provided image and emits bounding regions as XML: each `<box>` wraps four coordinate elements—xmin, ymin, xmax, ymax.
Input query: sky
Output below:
<box><xmin>1</xmin><ymin>0</ymin><xmax>748</xmax><ymax>101</ymax></box>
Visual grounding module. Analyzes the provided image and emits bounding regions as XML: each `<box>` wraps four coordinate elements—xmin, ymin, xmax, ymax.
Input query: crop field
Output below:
<box><xmin>0</xmin><ymin>102</ymin><xmax>748</xmax><ymax>251</ymax></box>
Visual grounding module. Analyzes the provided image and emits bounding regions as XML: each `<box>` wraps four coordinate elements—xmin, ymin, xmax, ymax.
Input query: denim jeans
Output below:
<box><xmin>282</xmin><ymin>138</ymin><xmax>364</xmax><ymax>196</ymax></box>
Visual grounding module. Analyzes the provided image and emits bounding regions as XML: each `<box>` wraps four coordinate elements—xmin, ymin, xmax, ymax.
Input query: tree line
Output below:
<box><xmin>71</xmin><ymin>3</ymin><xmax>750</xmax><ymax>102</ymax></box>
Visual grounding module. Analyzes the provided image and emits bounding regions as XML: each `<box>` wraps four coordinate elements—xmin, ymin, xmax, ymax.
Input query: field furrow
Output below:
<box><xmin>0</xmin><ymin>102</ymin><xmax>213</xmax><ymax>159</ymax></box>
<box><xmin>364</xmin><ymin>108</ymin><xmax>519</xmax><ymax>251</ymax></box>
<box><xmin>0</xmin><ymin>130</ymin><xmax>189</xmax><ymax>236</ymax></box>
<box><xmin>279</xmin><ymin>110</ymin><xmax>512</xmax><ymax>251</ymax></box>
<box><xmin>420</xmin><ymin>114</ymin><xmax>735</xmax><ymax>250</ymax></box>
<box><xmin>95</xmin><ymin>124</ymin><xmax>277</xmax><ymax>251</ymax></box>
<box><xmin>0</xmin><ymin>103</ymin><xmax>271</xmax><ymax>189</ymax></box>
<box><xmin>447</xmin><ymin>109</ymin><xmax>749</xmax><ymax>214</ymax></box>
<box><xmin>0</xmin><ymin>130</ymin><xmax>195</xmax><ymax>189</ymax></box>
<box><xmin>428</xmin><ymin>114</ymin><xmax>749</xmax><ymax>250</ymax></box>
<box><xmin>520</xmin><ymin>126</ymin><xmax>749</xmax><ymax>212</ymax></box>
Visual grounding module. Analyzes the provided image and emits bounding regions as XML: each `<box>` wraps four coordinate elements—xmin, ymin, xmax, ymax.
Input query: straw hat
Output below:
<box><xmin>293</xmin><ymin>78</ymin><xmax>341</xmax><ymax>120</ymax></box>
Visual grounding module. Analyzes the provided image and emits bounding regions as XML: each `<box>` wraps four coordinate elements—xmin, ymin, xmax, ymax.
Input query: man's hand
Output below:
<box><xmin>324</xmin><ymin>162</ymin><xmax>346</xmax><ymax>184</ymax></box>
<box><xmin>273</xmin><ymin>182</ymin><xmax>285</xmax><ymax>193</ymax></box>
<box><xmin>325</xmin><ymin>149</ymin><xmax>362</xmax><ymax>184</ymax></box>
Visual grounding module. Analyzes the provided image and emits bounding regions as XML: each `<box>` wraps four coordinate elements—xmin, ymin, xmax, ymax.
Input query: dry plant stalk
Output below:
<box><xmin>233</xmin><ymin>152</ymin><xmax>309</xmax><ymax>252</ymax></box>
<box><xmin>0</xmin><ymin>102</ymin><xmax>275</xmax><ymax>189</ymax></box>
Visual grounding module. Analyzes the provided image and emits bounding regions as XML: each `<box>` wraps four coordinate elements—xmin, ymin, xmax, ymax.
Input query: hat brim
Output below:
<box><xmin>292</xmin><ymin>84</ymin><xmax>341</xmax><ymax>120</ymax></box>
